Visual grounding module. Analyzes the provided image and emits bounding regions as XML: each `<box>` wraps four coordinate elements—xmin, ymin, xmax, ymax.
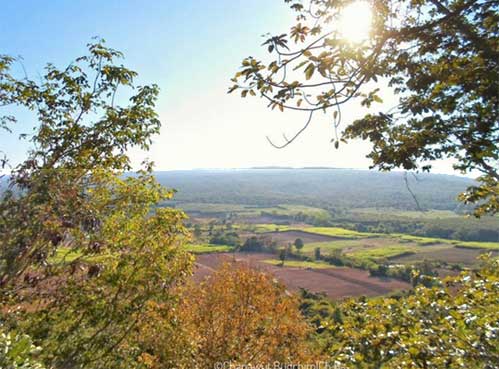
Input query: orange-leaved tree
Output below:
<box><xmin>177</xmin><ymin>263</ymin><xmax>319</xmax><ymax>368</ymax></box>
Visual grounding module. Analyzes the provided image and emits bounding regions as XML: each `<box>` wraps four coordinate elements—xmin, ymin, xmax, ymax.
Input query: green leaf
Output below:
<box><xmin>304</xmin><ymin>63</ymin><xmax>315</xmax><ymax>80</ymax></box>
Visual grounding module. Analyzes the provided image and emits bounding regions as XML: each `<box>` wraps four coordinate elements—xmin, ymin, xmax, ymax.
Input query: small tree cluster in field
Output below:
<box><xmin>193</xmin><ymin>224</ymin><xmax>203</xmax><ymax>238</ymax></box>
<box><xmin>240</xmin><ymin>235</ymin><xmax>277</xmax><ymax>252</ymax></box>
<box><xmin>209</xmin><ymin>230</ymin><xmax>240</xmax><ymax>246</ymax></box>
<box><xmin>279</xmin><ymin>247</ymin><xmax>287</xmax><ymax>265</ymax></box>
<box><xmin>314</xmin><ymin>247</ymin><xmax>321</xmax><ymax>260</ymax></box>
<box><xmin>368</xmin><ymin>260</ymin><xmax>442</xmax><ymax>286</ymax></box>
<box><xmin>294</xmin><ymin>238</ymin><xmax>305</xmax><ymax>252</ymax></box>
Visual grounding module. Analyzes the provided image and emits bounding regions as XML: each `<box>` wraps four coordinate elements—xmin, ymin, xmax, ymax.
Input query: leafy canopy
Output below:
<box><xmin>0</xmin><ymin>40</ymin><xmax>193</xmax><ymax>368</ymax></box>
<box><xmin>303</xmin><ymin>256</ymin><xmax>499</xmax><ymax>368</ymax></box>
<box><xmin>230</xmin><ymin>0</ymin><xmax>499</xmax><ymax>216</ymax></box>
<box><xmin>177</xmin><ymin>263</ymin><xmax>318</xmax><ymax>367</ymax></box>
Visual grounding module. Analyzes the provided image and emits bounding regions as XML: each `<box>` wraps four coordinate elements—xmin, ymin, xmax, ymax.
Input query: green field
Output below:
<box><xmin>296</xmin><ymin>226</ymin><xmax>379</xmax><ymax>238</ymax></box>
<box><xmin>302</xmin><ymin>238</ymin><xmax>411</xmax><ymax>253</ymax></box>
<box><xmin>389</xmin><ymin>233</ymin><xmax>453</xmax><ymax>246</ymax></box>
<box><xmin>453</xmin><ymin>241</ymin><xmax>499</xmax><ymax>250</ymax></box>
<box><xmin>250</xmin><ymin>224</ymin><xmax>293</xmax><ymax>233</ymax></box>
<box><xmin>184</xmin><ymin>243</ymin><xmax>234</xmax><ymax>254</ymax></box>
<box><xmin>350</xmin><ymin>208</ymin><xmax>461</xmax><ymax>219</ymax></box>
<box><xmin>251</xmin><ymin>224</ymin><xmax>378</xmax><ymax>238</ymax></box>
<box><xmin>179</xmin><ymin>203</ymin><xmax>330</xmax><ymax>218</ymax></box>
<box><xmin>389</xmin><ymin>233</ymin><xmax>499</xmax><ymax>250</ymax></box>
<box><xmin>345</xmin><ymin>246</ymin><xmax>419</xmax><ymax>261</ymax></box>
<box><xmin>302</xmin><ymin>240</ymin><xmax>351</xmax><ymax>254</ymax></box>
<box><xmin>179</xmin><ymin>202</ymin><xmax>256</xmax><ymax>214</ymax></box>
<box><xmin>302</xmin><ymin>239</ymin><xmax>440</xmax><ymax>262</ymax></box>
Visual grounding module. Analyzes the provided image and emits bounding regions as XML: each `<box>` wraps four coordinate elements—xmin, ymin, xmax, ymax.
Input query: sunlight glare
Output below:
<box><xmin>337</xmin><ymin>1</ymin><xmax>372</xmax><ymax>44</ymax></box>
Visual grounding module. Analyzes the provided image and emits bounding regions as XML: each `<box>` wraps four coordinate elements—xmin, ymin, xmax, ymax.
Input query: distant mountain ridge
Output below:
<box><xmin>154</xmin><ymin>169</ymin><xmax>475</xmax><ymax>211</ymax></box>
<box><xmin>1</xmin><ymin>169</ymin><xmax>475</xmax><ymax>211</ymax></box>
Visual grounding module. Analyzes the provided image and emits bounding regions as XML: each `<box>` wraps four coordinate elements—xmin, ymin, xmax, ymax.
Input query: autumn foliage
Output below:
<box><xmin>179</xmin><ymin>263</ymin><xmax>318</xmax><ymax>367</ymax></box>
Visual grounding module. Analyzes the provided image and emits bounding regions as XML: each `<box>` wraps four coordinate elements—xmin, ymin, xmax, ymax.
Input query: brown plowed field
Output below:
<box><xmin>193</xmin><ymin>252</ymin><xmax>410</xmax><ymax>300</ymax></box>
<box><xmin>390</xmin><ymin>247</ymin><xmax>499</xmax><ymax>266</ymax></box>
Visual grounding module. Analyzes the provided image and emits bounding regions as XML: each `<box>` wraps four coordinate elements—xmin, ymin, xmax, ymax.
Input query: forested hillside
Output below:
<box><xmin>154</xmin><ymin>169</ymin><xmax>499</xmax><ymax>243</ymax></box>
<box><xmin>156</xmin><ymin>169</ymin><xmax>474</xmax><ymax>211</ymax></box>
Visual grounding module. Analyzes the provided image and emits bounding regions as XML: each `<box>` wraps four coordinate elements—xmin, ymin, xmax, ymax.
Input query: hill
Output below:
<box><xmin>155</xmin><ymin>168</ymin><xmax>474</xmax><ymax>211</ymax></box>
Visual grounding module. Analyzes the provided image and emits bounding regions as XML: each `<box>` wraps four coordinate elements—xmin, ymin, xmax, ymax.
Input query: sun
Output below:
<box><xmin>337</xmin><ymin>1</ymin><xmax>373</xmax><ymax>44</ymax></box>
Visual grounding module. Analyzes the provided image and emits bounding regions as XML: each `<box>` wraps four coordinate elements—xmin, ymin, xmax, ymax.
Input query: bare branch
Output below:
<box><xmin>404</xmin><ymin>171</ymin><xmax>425</xmax><ymax>212</ymax></box>
<box><xmin>266</xmin><ymin>111</ymin><xmax>314</xmax><ymax>149</ymax></box>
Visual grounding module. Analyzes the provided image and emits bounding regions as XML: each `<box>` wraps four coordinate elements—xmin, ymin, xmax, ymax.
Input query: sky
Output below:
<box><xmin>0</xmin><ymin>0</ymin><xmax>463</xmax><ymax>175</ymax></box>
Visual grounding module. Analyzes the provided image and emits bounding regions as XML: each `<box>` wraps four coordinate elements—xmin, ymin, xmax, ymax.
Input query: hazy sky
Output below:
<box><xmin>1</xmin><ymin>0</ymin><xmax>462</xmax><ymax>175</ymax></box>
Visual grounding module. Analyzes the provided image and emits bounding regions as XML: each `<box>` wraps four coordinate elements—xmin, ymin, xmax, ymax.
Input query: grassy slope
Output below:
<box><xmin>180</xmin><ymin>203</ymin><xmax>329</xmax><ymax>218</ymax></box>
<box><xmin>252</xmin><ymin>224</ymin><xmax>378</xmax><ymax>238</ymax></box>
<box><xmin>345</xmin><ymin>246</ymin><xmax>419</xmax><ymax>260</ymax></box>
<box><xmin>350</xmin><ymin>208</ymin><xmax>460</xmax><ymax>219</ymax></box>
<box><xmin>184</xmin><ymin>243</ymin><xmax>234</xmax><ymax>254</ymax></box>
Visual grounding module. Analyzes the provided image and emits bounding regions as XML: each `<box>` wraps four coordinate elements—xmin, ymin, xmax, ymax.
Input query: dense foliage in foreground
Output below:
<box><xmin>301</xmin><ymin>256</ymin><xmax>499</xmax><ymax>368</ymax></box>
<box><xmin>0</xmin><ymin>41</ymin><xmax>193</xmax><ymax>368</ymax></box>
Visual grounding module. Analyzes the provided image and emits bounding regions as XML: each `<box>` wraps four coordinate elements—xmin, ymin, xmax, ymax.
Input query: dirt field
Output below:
<box><xmin>261</xmin><ymin>230</ymin><xmax>344</xmax><ymax>245</ymax></box>
<box><xmin>193</xmin><ymin>252</ymin><xmax>411</xmax><ymax>299</ymax></box>
<box><xmin>390</xmin><ymin>246</ymin><xmax>498</xmax><ymax>266</ymax></box>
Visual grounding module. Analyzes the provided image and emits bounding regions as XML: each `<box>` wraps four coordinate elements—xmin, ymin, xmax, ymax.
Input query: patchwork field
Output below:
<box><xmin>390</xmin><ymin>247</ymin><xmax>499</xmax><ymax>266</ymax></box>
<box><xmin>178</xmin><ymin>202</ymin><xmax>330</xmax><ymax>219</ymax></box>
<box><xmin>260</xmin><ymin>230</ymin><xmax>343</xmax><ymax>245</ymax></box>
<box><xmin>193</xmin><ymin>252</ymin><xmax>411</xmax><ymax>299</ymax></box>
<box><xmin>251</xmin><ymin>224</ymin><xmax>499</xmax><ymax>266</ymax></box>
<box><xmin>253</xmin><ymin>224</ymin><xmax>375</xmax><ymax>238</ymax></box>
<box><xmin>302</xmin><ymin>237</ymin><xmax>417</xmax><ymax>254</ymax></box>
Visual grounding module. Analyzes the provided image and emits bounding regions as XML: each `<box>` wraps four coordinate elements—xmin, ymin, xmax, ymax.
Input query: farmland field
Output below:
<box><xmin>176</xmin><ymin>202</ymin><xmax>330</xmax><ymax>219</ymax></box>
<box><xmin>302</xmin><ymin>238</ymin><xmax>418</xmax><ymax>255</ymax></box>
<box><xmin>245</xmin><ymin>224</ymin><xmax>499</xmax><ymax>266</ymax></box>
<box><xmin>350</xmin><ymin>208</ymin><xmax>462</xmax><ymax>219</ymax></box>
<box><xmin>180</xmin><ymin>199</ymin><xmax>498</xmax><ymax>300</ymax></box>
<box><xmin>184</xmin><ymin>243</ymin><xmax>233</xmax><ymax>254</ymax></box>
<box><xmin>390</xmin><ymin>247</ymin><xmax>499</xmax><ymax>266</ymax></box>
<box><xmin>193</xmin><ymin>252</ymin><xmax>411</xmax><ymax>299</ymax></box>
<box><xmin>261</xmin><ymin>259</ymin><xmax>334</xmax><ymax>269</ymax></box>
<box><xmin>183</xmin><ymin>211</ymin><xmax>499</xmax><ymax>297</ymax></box>
<box><xmin>260</xmin><ymin>230</ymin><xmax>344</xmax><ymax>244</ymax></box>
<box><xmin>293</xmin><ymin>226</ymin><xmax>379</xmax><ymax>238</ymax></box>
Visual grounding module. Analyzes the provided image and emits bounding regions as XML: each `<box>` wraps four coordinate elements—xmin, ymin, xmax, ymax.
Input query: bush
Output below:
<box><xmin>178</xmin><ymin>263</ymin><xmax>319</xmax><ymax>367</ymax></box>
<box><xmin>0</xmin><ymin>327</ymin><xmax>45</xmax><ymax>369</ymax></box>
